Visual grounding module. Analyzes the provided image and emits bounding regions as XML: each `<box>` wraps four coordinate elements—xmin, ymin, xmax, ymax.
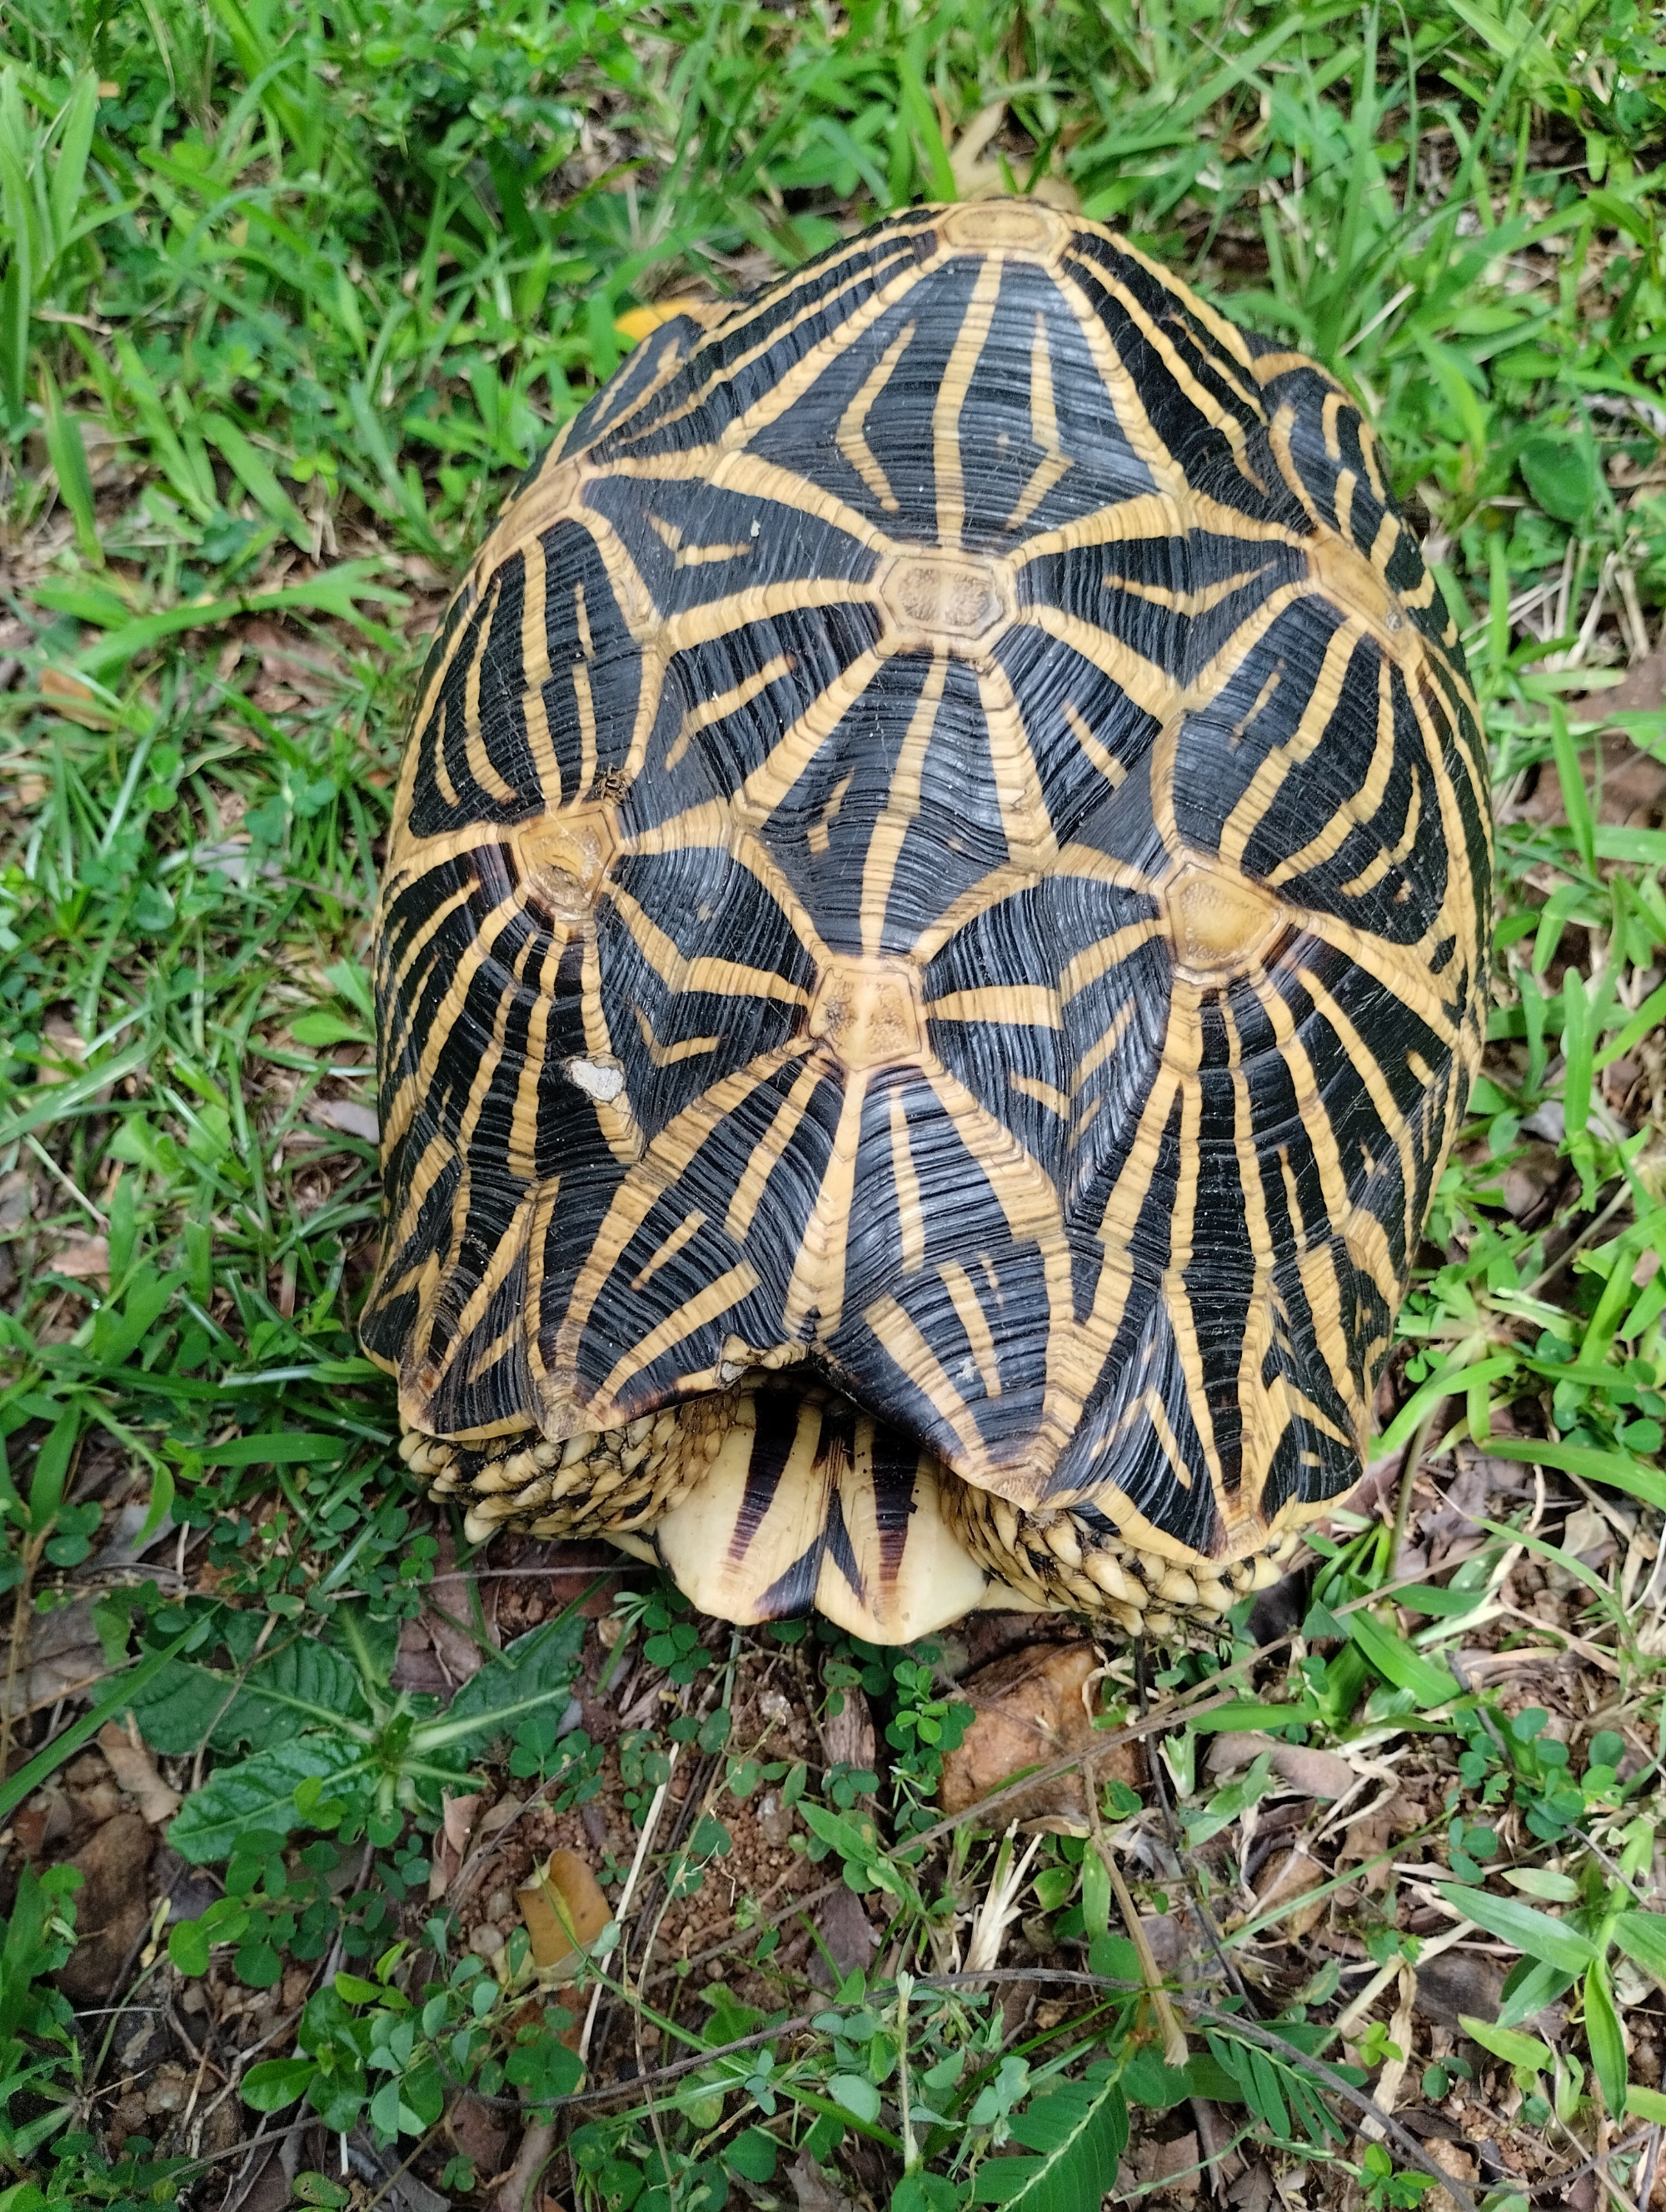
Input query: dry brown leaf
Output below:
<box><xmin>1423</xmin><ymin>2141</ymin><xmax>1479</xmax><ymax>2212</ymax></box>
<box><xmin>97</xmin><ymin>1720</ymin><xmax>182</xmax><ymax>1827</ymax></box>
<box><xmin>516</xmin><ymin>1847</ymin><xmax>610</xmax><ymax>1978</ymax></box>
<box><xmin>1135</xmin><ymin>2130</ymin><xmax>1202</xmax><ymax>2195</ymax></box>
<box><xmin>1207</xmin><ymin>1730</ymin><xmax>1355</xmax><ymax>1801</ymax></box>
<box><xmin>790</xmin><ymin>2153</ymin><xmax>860</xmax><ymax>2212</ymax></box>
<box><xmin>821</xmin><ymin>1685</ymin><xmax>875</xmax><ymax>1773</ymax></box>
<box><xmin>940</xmin><ymin>1642</ymin><xmax>1139</xmax><ymax>1832</ymax></box>
<box><xmin>307</xmin><ymin>1097</ymin><xmax>379</xmax><ymax>1143</ymax></box>
<box><xmin>0</xmin><ymin>1169</ymin><xmax>32</xmax><ymax>1236</ymax></box>
<box><xmin>1248</xmin><ymin>1846</ymin><xmax>1327</xmax><ymax>1938</ymax></box>
<box><xmin>41</xmin><ymin>665</ymin><xmax>112</xmax><ymax>728</ymax></box>
<box><xmin>1514</xmin><ymin>644</ymin><xmax>1666</xmax><ymax>830</ymax></box>
<box><xmin>53</xmin><ymin>1811</ymin><xmax>154</xmax><ymax>2005</ymax></box>
<box><xmin>429</xmin><ymin>1789</ymin><xmax>482</xmax><ymax>1898</ymax></box>
<box><xmin>48</xmin><ymin>1233</ymin><xmax>109</xmax><ymax>1282</ymax></box>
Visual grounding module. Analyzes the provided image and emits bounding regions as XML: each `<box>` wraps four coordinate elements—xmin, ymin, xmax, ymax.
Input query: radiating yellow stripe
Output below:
<box><xmin>888</xmin><ymin>1087</ymin><xmax>925</xmax><ymax>1274</ymax></box>
<box><xmin>860</xmin><ymin>655</ymin><xmax>946</xmax><ymax>956</ymax></box>
<box><xmin>837</xmin><ymin>322</ymin><xmax>912</xmax><ymax>511</ymax></box>
<box><xmin>932</xmin><ymin>256</ymin><xmax>1004</xmax><ymax>551</ymax></box>
<box><xmin>860</xmin><ymin>1293</ymin><xmax>990</xmax><ymax>1466</ymax></box>
<box><xmin>631</xmin><ymin>1208</ymin><xmax>706</xmax><ymax>1290</ymax></box>
<box><xmin>725</xmin><ymin>1060</ymin><xmax>825</xmax><ymax>1242</ymax></box>
<box><xmin>517</xmin><ymin>536</ymin><xmax>565</xmax><ymax>806</ymax></box>
<box><xmin>1005</xmin><ymin>311</ymin><xmax>1072</xmax><ymax>531</ymax></box>
<box><xmin>940</xmin><ymin>1258</ymin><xmax>1002</xmax><ymax>1399</ymax></box>
<box><xmin>929</xmin><ymin>984</ymin><xmax>1062</xmax><ymax>1028</ymax></box>
<box><xmin>781</xmin><ymin>1071</ymin><xmax>867</xmax><ymax>1338</ymax></box>
<box><xmin>665</xmin><ymin>653</ymin><xmax>797</xmax><ymax>773</ymax></box>
<box><xmin>598</xmin><ymin>1260</ymin><xmax>761</xmax><ymax>1403</ymax></box>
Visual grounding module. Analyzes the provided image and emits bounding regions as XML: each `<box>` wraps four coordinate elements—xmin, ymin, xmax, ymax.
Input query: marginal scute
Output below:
<box><xmin>1304</xmin><ymin>533</ymin><xmax>1414</xmax><ymax>661</ymax></box>
<box><xmin>367</xmin><ymin>197</ymin><xmax>1492</xmax><ymax>1643</ymax></box>
<box><xmin>937</xmin><ymin>199</ymin><xmax>1067</xmax><ymax>258</ymax></box>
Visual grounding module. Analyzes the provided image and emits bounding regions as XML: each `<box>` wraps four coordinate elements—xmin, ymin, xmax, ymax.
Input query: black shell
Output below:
<box><xmin>365</xmin><ymin>199</ymin><xmax>1492</xmax><ymax>1574</ymax></box>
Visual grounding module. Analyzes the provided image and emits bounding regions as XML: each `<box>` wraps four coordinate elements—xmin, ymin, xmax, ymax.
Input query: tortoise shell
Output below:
<box><xmin>364</xmin><ymin>200</ymin><xmax>1492</xmax><ymax>1642</ymax></box>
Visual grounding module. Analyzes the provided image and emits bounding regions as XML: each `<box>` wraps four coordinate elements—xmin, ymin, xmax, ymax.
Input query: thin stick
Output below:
<box><xmin>579</xmin><ymin>1740</ymin><xmax>681</xmax><ymax>2065</ymax></box>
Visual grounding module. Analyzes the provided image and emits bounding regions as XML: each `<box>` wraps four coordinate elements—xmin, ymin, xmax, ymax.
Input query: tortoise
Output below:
<box><xmin>363</xmin><ymin>198</ymin><xmax>1492</xmax><ymax>1645</ymax></box>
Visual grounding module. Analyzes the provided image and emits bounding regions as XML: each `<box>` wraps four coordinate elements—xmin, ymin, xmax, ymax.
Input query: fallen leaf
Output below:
<box><xmin>1513</xmin><ymin>644</ymin><xmax>1666</xmax><ymax>830</ymax></box>
<box><xmin>1248</xmin><ymin>1846</ymin><xmax>1327</xmax><ymax>1938</ymax></box>
<box><xmin>940</xmin><ymin>1642</ymin><xmax>1138</xmax><ymax>1833</ymax></box>
<box><xmin>1334</xmin><ymin>1807</ymin><xmax>1397</xmax><ymax>1895</ymax></box>
<box><xmin>8</xmin><ymin>1594</ymin><xmax>107</xmax><ymax>1711</ymax></box>
<box><xmin>445</xmin><ymin>2091</ymin><xmax>510</xmax><ymax>2180</ymax></box>
<box><xmin>97</xmin><ymin>1720</ymin><xmax>182</xmax><ymax>1826</ymax></box>
<box><xmin>307</xmin><ymin>1097</ymin><xmax>379</xmax><ymax>1143</ymax></box>
<box><xmin>516</xmin><ymin>1847</ymin><xmax>610</xmax><ymax>1978</ymax></box>
<box><xmin>820</xmin><ymin>1685</ymin><xmax>875</xmax><ymax>1774</ymax></box>
<box><xmin>54</xmin><ymin>1811</ymin><xmax>154</xmax><ymax>2005</ymax></box>
<box><xmin>1207</xmin><ymin>1730</ymin><xmax>1355</xmax><ymax>1801</ymax></box>
<box><xmin>0</xmin><ymin>1169</ymin><xmax>32</xmax><ymax>1236</ymax></box>
<box><xmin>41</xmin><ymin>665</ymin><xmax>111</xmax><ymax>728</ymax></box>
<box><xmin>789</xmin><ymin>2152</ymin><xmax>860</xmax><ymax>2212</ymax></box>
<box><xmin>1413</xmin><ymin>1949</ymin><xmax>1505</xmax><ymax>2029</ymax></box>
<box><xmin>429</xmin><ymin>1790</ymin><xmax>482</xmax><ymax>1899</ymax></box>
<box><xmin>48</xmin><ymin>1233</ymin><xmax>110</xmax><ymax>1281</ymax></box>
<box><xmin>1423</xmin><ymin>2140</ymin><xmax>1479</xmax><ymax>2212</ymax></box>
<box><xmin>812</xmin><ymin>1885</ymin><xmax>877</xmax><ymax>1985</ymax></box>
<box><xmin>1135</xmin><ymin>2130</ymin><xmax>1202</xmax><ymax>2195</ymax></box>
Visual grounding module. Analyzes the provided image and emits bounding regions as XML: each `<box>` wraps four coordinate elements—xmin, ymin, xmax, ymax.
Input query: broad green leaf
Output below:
<box><xmin>1457</xmin><ymin>2015</ymin><xmax>1553</xmax><ymax>2073</ymax></box>
<box><xmin>1584</xmin><ymin>1959</ymin><xmax>1627</xmax><ymax>2115</ymax></box>
<box><xmin>1436</xmin><ymin>1884</ymin><xmax>1595</xmax><ymax>1971</ymax></box>
<box><xmin>1189</xmin><ymin>1701</ymin><xmax>1320</xmax><ymax>1733</ymax></box>
<box><xmin>971</xmin><ymin>2075</ymin><xmax>1129</xmax><ymax>2209</ymax></box>
<box><xmin>200</xmin><ymin>412</ymin><xmax>310</xmax><ymax>547</ymax></box>
<box><xmin>1629</xmin><ymin>2085</ymin><xmax>1666</xmax><ymax>2122</ymax></box>
<box><xmin>167</xmin><ymin>1920</ymin><xmax>212</xmax><ymax>1976</ymax></box>
<box><xmin>1612</xmin><ymin>1910</ymin><xmax>1666</xmax><ymax>1987</ymax></box>
<box><xmin>242</xmin><ymin>2057</ymin><xmax>317</xmax><ymax>2111</ymax></box>
<box><xmin>1497</xmin><ymin>1956</ymin><xmax>1577</xmax><ymax>2030</ymax></box>
<box><xmin>414</xmin><ymin>1612</ymin><xmax>587</xmax><ymax>1756</ymax></box>
<box><xmin>168</xmin><ymin>1736</ymin><xmax>366</xmax><ymax>1863</ymax></box>
<box><xmin>193</xmin><ymin>1432</ymin><xmax>349</xmax><ymax>1466</ymax></box>
<box><xmin>828</xmin><ymin>2074</ymin><xmax>880</xmax><ymax>2124</ymax></box>
<box><xmin>212</xmin><ymin>1637</ymin><xmax>373</xmax><ymax>1752</ymax></box>
<box><xmin>290</xmin><ymin>1009</ymin><xmax>367</xmax><ymax>1046</ymax></box>
<box><xmin>1519</xmin><ymin>431</ymin><xmax>1603</xmax><ymax>525</ymax></box>
<box><xmin>71</xmin><ymin>563</ymin><xmax>401</xmax><ymax>676</ymax></box>
<box><xmin>1346</xmin><ymin>1610</ymin><xmax>1458</xmax><ymax>1706</ymax></box>
<box><xmin>127</xmin><ymin>1632</ymin><xmax>370</xmax><ymax>1756</ymax></box>
<box><xmin>1483</xmin><ymin>1435</ymin><xmax>1666</xmax><ymax>1512</ymax></box>
<box><xmin>1501</xmin><ymin>1867</ymin><xmax>1580</xmax><ymax>1901</ymax></box>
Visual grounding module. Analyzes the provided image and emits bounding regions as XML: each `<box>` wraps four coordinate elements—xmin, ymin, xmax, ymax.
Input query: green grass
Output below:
<box><xmin>1</xmin><ymin>2</ymin><xmax>1665</xmax><ymax>2207</ymax></box>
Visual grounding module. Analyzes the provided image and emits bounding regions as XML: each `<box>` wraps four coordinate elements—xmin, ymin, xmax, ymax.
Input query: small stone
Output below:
<box><xmin>756</xmin><ymin>1792</ymin><xmax>795</xmax><ymax>1846</ymax></box>
<box><xmin>144</xmin><ymin>2061</ymin><xmax>191</xmax><ymax>2115</ymax></box>
<box><xmin>468</xmin><ymin>1924</ymin><xmax>505</xmax><ymax>1958</ymax></box>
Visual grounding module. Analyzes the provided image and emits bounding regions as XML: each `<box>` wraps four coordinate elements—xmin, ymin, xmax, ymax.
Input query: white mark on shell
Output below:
<box><xmin>566</xmin><ymin>1056</ymin><xmax>626</xmax><ymax>1104</ymax></box>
